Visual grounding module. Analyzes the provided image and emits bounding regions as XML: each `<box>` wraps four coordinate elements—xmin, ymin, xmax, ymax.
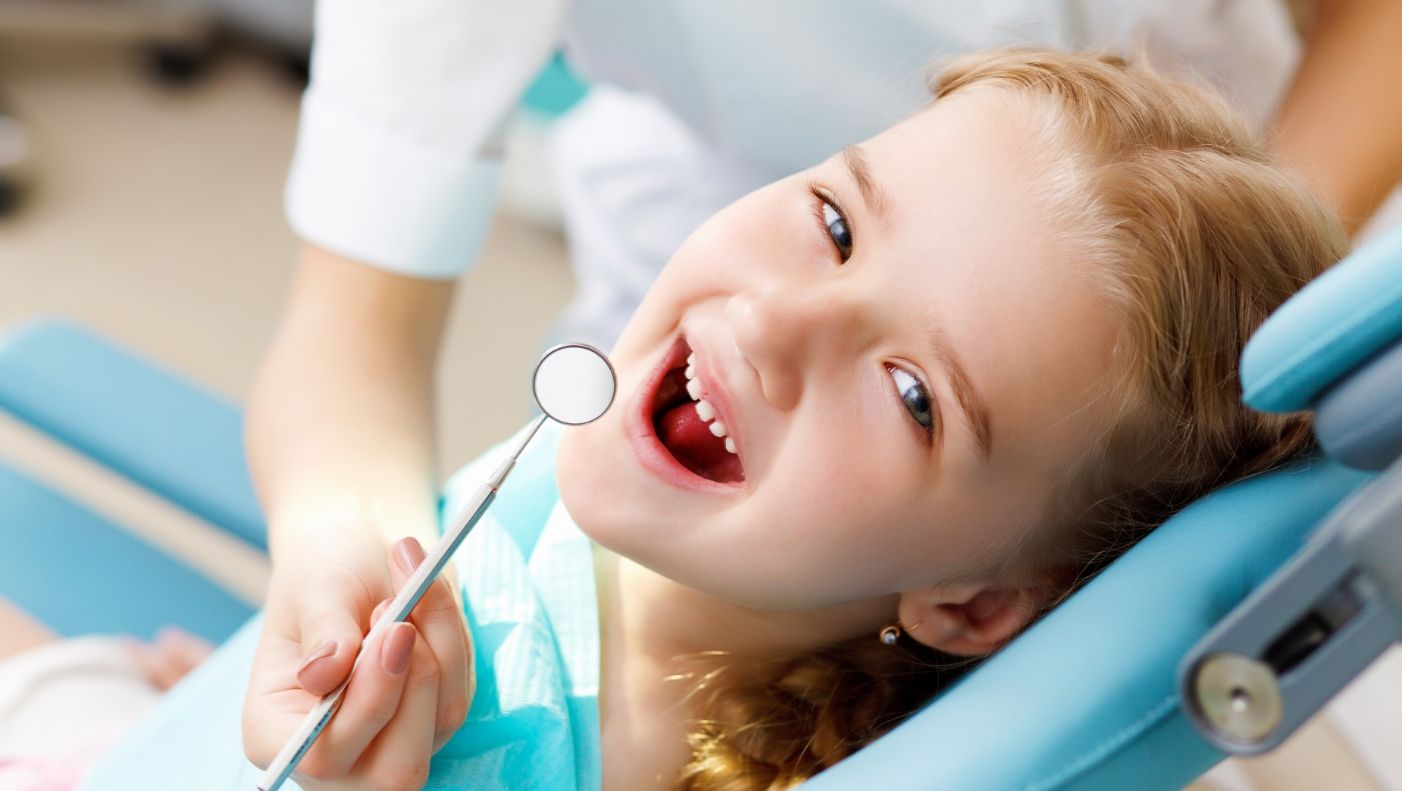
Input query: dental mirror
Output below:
<box><xmin>533</xmin><ymin>342</ymin><xmax>617</xmax><ymax>425</ymax></box>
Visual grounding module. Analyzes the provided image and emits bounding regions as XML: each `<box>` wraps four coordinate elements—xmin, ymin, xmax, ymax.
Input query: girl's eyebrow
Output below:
<box><xmin>928</xmin><ymin>322</ymin><xmax>994</xmax><ymax>461</ymax></box>
<box><xmin>840</xmin><ymin>145</ymin><xmax>893</xmax><ymax>229</ymax></box>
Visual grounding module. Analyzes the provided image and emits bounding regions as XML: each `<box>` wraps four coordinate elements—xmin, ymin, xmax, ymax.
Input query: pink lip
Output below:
<box><xmin>627</xmin><ymin>334</ymin><xmax>748</xmax><ymax>494</ymax></box>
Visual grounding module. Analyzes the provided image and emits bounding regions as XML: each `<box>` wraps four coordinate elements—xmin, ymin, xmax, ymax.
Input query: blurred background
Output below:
<box><xmin>0</xmin><ymin>0</ymin><xmax>582</xmax><ymax>602</ymax></box>
<box><xmin>0</xmin><ymin>3</ymin><xmax>1398</xmax><ymax>791</ymax></box>
<box><xmin>0</xmin><ymin>0</ymin><xmax>578</xmax><ymax>468</ymax></box>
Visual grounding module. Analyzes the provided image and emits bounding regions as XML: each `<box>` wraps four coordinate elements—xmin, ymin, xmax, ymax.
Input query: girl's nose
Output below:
<box><xmin>727</xmin><ymin>283</ymin><xmax>867</xmax><ymax>410</ymax></box>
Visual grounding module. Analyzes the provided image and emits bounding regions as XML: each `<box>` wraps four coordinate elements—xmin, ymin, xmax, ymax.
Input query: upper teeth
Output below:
<box><xmin>695</xmin><ymin>400</ymin><xmax>715</xmax><ymax>421</ymax></box>
<box><xmin>683</xmin><ymin>352</ymin><xmax>737</xmax><ymax>455</ymax></box>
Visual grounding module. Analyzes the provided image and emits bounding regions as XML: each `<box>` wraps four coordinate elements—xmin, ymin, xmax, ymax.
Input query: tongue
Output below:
<box><xmin>657</xmin><ymin>402</ymin><xmax>744</xmax><ymax>483</ymax></box>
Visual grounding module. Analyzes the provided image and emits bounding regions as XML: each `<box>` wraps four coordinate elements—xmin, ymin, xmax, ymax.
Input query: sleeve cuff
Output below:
<box><xmin>284</xmin><ymin>91</ymin><xmax>502</xmax><ymax>279</ymax></box>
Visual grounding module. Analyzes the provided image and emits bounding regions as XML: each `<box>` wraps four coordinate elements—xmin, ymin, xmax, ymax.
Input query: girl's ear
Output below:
<box><xmin>896</xmin><ymin>571</ymin><xmax>1067</xmax><ymax>657</ymax></box>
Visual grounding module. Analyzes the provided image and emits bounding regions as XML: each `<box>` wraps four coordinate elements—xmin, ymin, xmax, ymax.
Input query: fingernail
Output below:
<box><xmin>298</xmin><ymin>639</ymin><xmax>337</xmax><ymax>675</ymax></box>
<box><xmin>381</xmin><ymin>623</ymin><xmax>414</xmax><ymax>676</ymax></box>
<box><xmin>394</xmin><ymin>537</ymin><xmax>425</xmax><ymax>575</ymax></box>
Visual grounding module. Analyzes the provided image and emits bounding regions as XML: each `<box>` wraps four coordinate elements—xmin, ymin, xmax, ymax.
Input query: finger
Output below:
<box><xmin>245</xmin><ymin>627</ymin><xmax>319</xmax><ymax>769</ymax></box>
<box><xmin>243</xmin><ymin>582</ymin><xmax>376</xmax><ymax>770</ymax></box>
<box><xmin>294</xmin><ymin>621</ymin><xmax>421</xmax><ymax>783</ymax></box>
<box><xmin>121</xmin><ymin>636</ymin><xmax>182</xmax><ymax>690</ymax></box>
<box><xmin>353</xmin><ymin>622</ymin><xmax>441</xmax><ymax>791</ymax></box>
<box><xmin>295</xmin><ymin>580</ymin><xmax>372</xmax><ymax>697</ymax></box>
<box><xmin>388</xmin><ymin>537</ymin><xmax>472</xmax><ymax>749</ymax></box>
<box><xmin>155</xmin><ymin>626</ymin><xmax>214</xmax><ymax>671</ymax></box>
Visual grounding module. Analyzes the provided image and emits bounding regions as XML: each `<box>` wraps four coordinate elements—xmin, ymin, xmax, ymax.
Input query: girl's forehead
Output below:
<box><xmin>844</xmin><ymin>108</ymin><xmax>1060</xmax><ymax>284</ymax></box>
<box><xmin>865</xmin><ymin>91</ymin><xmax>1052</xmax><ymax>202</ymax></box>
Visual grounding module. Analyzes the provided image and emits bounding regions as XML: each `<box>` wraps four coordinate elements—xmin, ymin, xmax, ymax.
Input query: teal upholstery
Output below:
<box><xmin>0</xmin><ymin>463</ymin><xmax>253</xmax><ymax>644</ymax></box>
<box><xmin>0</xmin><ymin>318</ymin><xmax>262</xmax><ymax>643</ymax></box>
<box><xmin>1242</xmin><ymin>225</ymin><xmax>1402</xmax><ymax>413</ymax></box>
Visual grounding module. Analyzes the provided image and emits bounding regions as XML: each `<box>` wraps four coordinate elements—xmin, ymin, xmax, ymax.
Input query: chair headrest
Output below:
<box><xmin>804</xmin><ymin>457</ymin><xmax>1371</xmax><ymax>791</ymax></box>
<box><xmin>1242</xmin><ymin>225</ymin><xmax>1402</xmax><ymax>413</ymax></box>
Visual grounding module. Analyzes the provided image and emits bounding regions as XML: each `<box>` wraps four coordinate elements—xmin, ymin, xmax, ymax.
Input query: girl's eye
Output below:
<box><xmin>887</xmin><ymin>365</ymin><xmax>935</xmax><ymax>438</ymax></box>
<box><xmin>821</xmin><ymin>202</ymin><xmax>853</xmax><ymax>261</ymax></box>
<box><xmin>809</xmin><ymin>186</ymin><xmax>854</xmax><ymax>262</ymax></box>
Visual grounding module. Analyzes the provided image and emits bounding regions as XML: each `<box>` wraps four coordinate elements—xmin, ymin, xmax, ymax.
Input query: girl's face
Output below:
<box><xmin>559</xmin><ymin>92</ymin><xmax>1123</xmax><ymax>611</ymax></box>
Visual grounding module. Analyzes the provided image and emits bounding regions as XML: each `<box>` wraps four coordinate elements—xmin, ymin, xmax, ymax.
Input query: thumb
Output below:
<box><xmin>294</xmin><ymin>592</ymin><xmax>367</xmax><ymax>697</ymax></box>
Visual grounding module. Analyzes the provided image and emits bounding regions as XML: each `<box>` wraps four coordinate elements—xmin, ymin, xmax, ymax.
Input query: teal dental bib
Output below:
<box><xmin>83</xmin><ymin>421</ymin><xmax>602</xmax><ymax>791</ymax></box>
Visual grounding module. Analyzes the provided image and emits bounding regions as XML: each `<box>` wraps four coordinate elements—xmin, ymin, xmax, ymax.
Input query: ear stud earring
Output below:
<box><xmin>879</xmin><ymin>620</ymin><xmax>922</xmax><ymax>646</ymax></box>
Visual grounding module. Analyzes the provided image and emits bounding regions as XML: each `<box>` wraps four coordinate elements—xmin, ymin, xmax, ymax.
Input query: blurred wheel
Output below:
<box><xmin>0</xmin><ymin>112</ymin><xmax>26</xmax><ymax>218</ymax></box>
<box><xmin>0</xmin><ymin>177</ymin><xmax>20</xmax><ymax>217</ymax></box>
<box><xmin>141</xmin><ymin>40</ymin><xmax>213</xmax><ymax>87</ymax></box>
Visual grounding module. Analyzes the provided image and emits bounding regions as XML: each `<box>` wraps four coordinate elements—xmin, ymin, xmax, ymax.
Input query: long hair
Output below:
<box><xmin>675</xmin><ymin>49</ymin><xmax>1349</xmax><ymax>791</ymax></box>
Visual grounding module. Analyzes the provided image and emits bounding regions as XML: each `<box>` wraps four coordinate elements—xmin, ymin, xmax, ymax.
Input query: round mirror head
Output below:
<box><xmin>532</xmin><ymin>343</ymin><xmax>617</xmax><ymax>425</ymax></box>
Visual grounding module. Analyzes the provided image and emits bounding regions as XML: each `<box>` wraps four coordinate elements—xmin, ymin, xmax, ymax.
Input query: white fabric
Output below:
<box><xmin>543</xmin><ymin>86</ymin><xmax>773</xmax><ymax>350</ymax></box>
<box><xmin>0</xmin><ymin>636</ymin><xmax>158</xmax><ymax>763</ymax></box>
<box><xmin>285</xmin><ymin>0</ymin><xmax>569</xmax><ymax>277</ymax></box>
<box><xmin>287</xmin><ymin>0</ymin><xmax>1299</xmax><ymax>283</ymax></box>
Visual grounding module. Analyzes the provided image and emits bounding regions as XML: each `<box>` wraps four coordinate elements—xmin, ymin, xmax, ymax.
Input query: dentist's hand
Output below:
<box><xmin>243</xmin><ymin>533</ymin><xmax>473</xmax><ymax>790</ymax></box>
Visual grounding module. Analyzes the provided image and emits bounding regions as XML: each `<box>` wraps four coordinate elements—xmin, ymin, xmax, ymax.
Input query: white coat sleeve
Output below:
<box><xmin>284</xmin><ymin>0</ymin><xmax>569</xmax><ymax>278</ymax></box>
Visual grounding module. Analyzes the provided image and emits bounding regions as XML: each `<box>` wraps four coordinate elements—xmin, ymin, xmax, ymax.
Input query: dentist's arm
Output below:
<box><xmin>246</xmin><ymin>244</ymin><xmax>450</xmax><ymax>558</ymax></box>
<box><xmin>1270</xmin><ymin>0</ymin><xmax>1402</xmax><ymax>234</ymax></box>
<box><xmin>241</xmin><ymin>245</ymin><xmax>471</xmax><ymax>786</ymax></box>
<box><xmin>243</xmin><ymin>2</ymin><xmax>568</xmax><ymax>782</ymax></box>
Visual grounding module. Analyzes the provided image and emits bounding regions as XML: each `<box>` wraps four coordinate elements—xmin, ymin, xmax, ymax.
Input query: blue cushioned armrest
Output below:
<box><xmin>0</xmin><ymin>318</ymin><xmax>266</xmax><ymax>549</ymax></box>
<box><xmin>0</xmin><ymin>463</ymin><xmax>254</xmax><ymax>642</ymax></box>
<box><xmin>803</xmin><ymin>459</ymin><xmax>1371</xmax><ymax>791</ymax></box>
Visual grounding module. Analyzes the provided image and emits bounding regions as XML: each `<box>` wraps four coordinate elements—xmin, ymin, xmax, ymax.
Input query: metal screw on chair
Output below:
<box><xmin>1191</xmin><ymin>652</ymin><xmax>1284</xmax><ymax>747</ymax></box>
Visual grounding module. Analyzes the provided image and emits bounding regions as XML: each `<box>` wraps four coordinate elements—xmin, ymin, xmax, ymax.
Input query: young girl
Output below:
<box><xmin>16</xmin><ymin>49</ymin><xmax>1350</xmax><ymax>790</ymax></box>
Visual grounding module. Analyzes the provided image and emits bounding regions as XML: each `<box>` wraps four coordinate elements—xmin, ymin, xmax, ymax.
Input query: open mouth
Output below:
<box><xmin>647</xmin><ymin>337</ymin><xmax>745</xmax><ymax>484</ymax></box>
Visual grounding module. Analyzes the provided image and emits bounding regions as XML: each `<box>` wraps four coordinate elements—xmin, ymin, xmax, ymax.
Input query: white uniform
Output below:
<box><xmin>286</xmin><ymin>0</ymin><xmax>1299</xmax><ymax>346</ymax></box>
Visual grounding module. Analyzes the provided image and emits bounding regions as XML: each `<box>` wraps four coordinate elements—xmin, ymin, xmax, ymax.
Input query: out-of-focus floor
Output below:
<box><xmin>0</xmin><ymin>32</ymin><xmax>1399</xmax><ymax>791</ymax></box>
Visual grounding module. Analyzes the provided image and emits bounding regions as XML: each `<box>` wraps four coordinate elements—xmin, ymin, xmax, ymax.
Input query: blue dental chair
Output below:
<box><xmin>0</xmin><ymin>323</ymin><xmax>263</xmax><ymax>644</ymax></box>
<box><xmin>2</xmin><ymin>227</ymin><xmax>1399</xmax><ymax>789</ymax></box>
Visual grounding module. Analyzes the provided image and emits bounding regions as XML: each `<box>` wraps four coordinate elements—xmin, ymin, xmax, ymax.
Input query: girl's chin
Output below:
<box><xmin>556</xmin><ymin>423</ymin><xmax>629</xmax><ymax>541</ymax></box>
<box><xmin>555</xmin><ymin>426</ymin><xmax>590</xmax><ymax>513</ymax></box>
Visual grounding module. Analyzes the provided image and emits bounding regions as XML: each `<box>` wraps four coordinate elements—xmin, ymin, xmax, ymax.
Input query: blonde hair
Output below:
<box><xmin>675</xmin><ymin>50</ymin><xmax>1349</xmax><ymax>790</ymax></box>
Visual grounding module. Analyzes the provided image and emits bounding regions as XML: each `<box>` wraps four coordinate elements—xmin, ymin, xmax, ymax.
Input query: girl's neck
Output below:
<box><xmin>600</xmin><ymin>544</ymin><xmax>897</xmax><ymax>663</ymax></box>
<box><xmin>592</xmin><ymin>544</ymin><xmax>896</xmax><ymax>789</ymax></box>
